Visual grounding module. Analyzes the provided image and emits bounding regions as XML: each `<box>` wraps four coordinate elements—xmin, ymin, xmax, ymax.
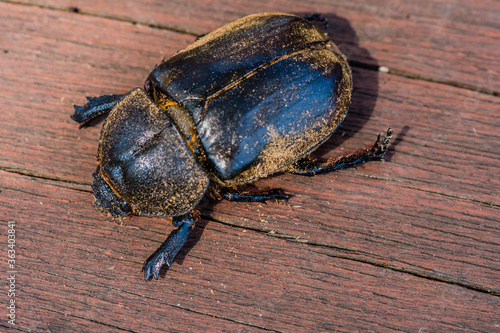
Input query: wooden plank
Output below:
<box><xmin>202</xmin><ymin>172</ymin><xmax>500</xmax><ymax>293</ymax></box>
<box><xmin>1</xmin><ymin>171</ymin><xmax>498</xmax><ymax>332</ymax></box>
<box><xmin>10</xmin><ymin>0</ymin><xmax>500</xmax><ymax>93</ymax></box>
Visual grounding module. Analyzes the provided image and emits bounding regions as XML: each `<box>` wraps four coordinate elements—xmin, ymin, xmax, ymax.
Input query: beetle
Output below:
<box><xmin>71</xmin><ymin>13</ymin><xmax>392</xmax><ymax>281</ymax></box>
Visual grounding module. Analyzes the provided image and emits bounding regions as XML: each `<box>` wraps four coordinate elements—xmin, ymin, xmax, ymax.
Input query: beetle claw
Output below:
<box><xmin>143</xmin><ymin>255</ymin><xmax>166</xmax><ymax>281</ymax></box>
<box><xmin>370</xmin><ymin>128</ymin><xmax>392</xmax><ymax>157</ymax></box>
<box><xmin>304</xmin><ymin>13</ymin><xmax>329</xmax><ymax>29</ymax></box>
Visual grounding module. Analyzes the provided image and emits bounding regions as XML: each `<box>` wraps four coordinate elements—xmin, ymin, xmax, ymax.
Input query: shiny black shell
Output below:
<box><xmin>96</xmin><ymin>13</ymin><xmax>352</xmax><ymax>217</ymax></box>
<box><xmin>146</xmin><ymin>13</ymin><xmax>352</xmax><ymax>184</ymax></box>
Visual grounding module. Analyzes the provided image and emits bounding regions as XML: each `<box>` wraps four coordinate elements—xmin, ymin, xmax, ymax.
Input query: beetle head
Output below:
<box><xmin>92</xmin><ymin>165</ymin><xmax>133</xmax><ymax>218</ymax></box>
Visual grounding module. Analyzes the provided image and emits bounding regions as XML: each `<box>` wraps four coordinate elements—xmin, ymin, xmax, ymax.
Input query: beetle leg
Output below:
<box><xmin>142</xmin><ymin>214</ymin><xmax>194</xmax><ymax>281</ymax></box>
<box><xmin>304</xmin><ymin>13</ymin><xmax>329</xmax><ymax>29</ymax></box>
<box><xmin>71</xmin><ymin>94</ymin><xmax>125</xmax><ymax>127</ymax></box>
<box><xmin>222</xmin><ymin>189</ymin><xmax>289</xmax><ymax>203</ymax></box>
<box><xmin>288</xmin><ymin>128</ymin><xmax>392</xmax><ymax>176</ymax></box>
<box><xmin>195</xmin><ymin>33</ymin><xmax>207</xmax><ymax>41</ymax></box>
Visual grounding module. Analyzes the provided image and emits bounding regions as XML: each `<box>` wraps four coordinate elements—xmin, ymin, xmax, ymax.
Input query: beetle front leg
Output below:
<box><xmin>142</xmin><ymin>214</ymin><xmax>194</xmax><ymax>281</ymax></box>
<box><xmin>288</xmin><ymin>128</ymin><xmax>392</xmax><ymax>176</ymax></box>
<box><xmin>71</xmin><ymin>93</ymin><xmax>125</xmax><ymax>126</ymax></box>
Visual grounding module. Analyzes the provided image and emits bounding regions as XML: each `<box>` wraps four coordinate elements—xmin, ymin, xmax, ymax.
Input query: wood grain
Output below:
<box><xmin>0</xmin><ymin>1</ymin><xmax>499</xmax><ymax>332</ymax></box>
<box><xmin>9</xmin><ymin>0</ymin><xmax>500</xmax><ymax>93</ymax></box>
<box><xmin>2</xmin><ymin>171</ymin><xmax>498</xmax><ymax>332</ymax></box>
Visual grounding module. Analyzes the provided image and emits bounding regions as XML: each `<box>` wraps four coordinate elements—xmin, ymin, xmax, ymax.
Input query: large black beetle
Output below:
<box><xmin>72</xmin><ymin>13</ymin><xmax>391</xmax><ymax>281</ymax></box>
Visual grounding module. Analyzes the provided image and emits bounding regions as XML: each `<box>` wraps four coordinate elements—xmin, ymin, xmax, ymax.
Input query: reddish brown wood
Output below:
<box><xmin>2</xmin><ymin>171</ymin><xmax>499</xmax><ymax>332</ymax></box>
<box><xmin>0</xmin><ymin>1</ymin><xmax>499</xmax><ymax>332</ymax></box>
<box><xmin>11</xmin><ymin>0</ymin><xmax>500</xmax><ymax>93</ymax></box>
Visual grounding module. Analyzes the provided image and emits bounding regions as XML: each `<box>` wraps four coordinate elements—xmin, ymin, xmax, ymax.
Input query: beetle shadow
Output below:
<box><xmin>295</xmin><ymin>12</ymin><xmax>380</xmax><ymax>156</ymax></box>
<box><xmin>383</xmin><ymin>125</ymin><xmax>409</xmax><ymax>162</ymax></box>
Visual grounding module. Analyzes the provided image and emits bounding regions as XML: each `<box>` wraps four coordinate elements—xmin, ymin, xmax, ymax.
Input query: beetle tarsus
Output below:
<box><xmin>304</xmin><ymin>13</ymin><xmax>329</xmax><ymax>29</ymax></box>
<box><xmin>372</xmin><ymin>128</ymin><xmax>393</xmax><ymax>156</ymax></box>
<box><xmin>142</xmin><ymin>215</ymin><xmax>194</xmax><ymax>281</ymax></box>
<box><xmin>223</xmin><ymin>189</ymin><xmax>289</xmax><ymax>203</ymax></box>
<box><xmin>195</xmin><ymin>33</ymin><xmax>207</xmax><ymax>41</ymax></box>
<box><xmin>289</xmin><ymin>128</ymin><xmax>392</xmax><ymax>176</ymax></box>
<box><xmin>72</xmin><ymin>93</ymin><xmax>125</xmax><ymax>127</ymax></box>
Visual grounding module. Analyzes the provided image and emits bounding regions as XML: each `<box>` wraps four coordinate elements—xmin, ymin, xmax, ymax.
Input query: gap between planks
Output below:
<box><xmin>2</xmin><ymin>163</ymin><xmax>499</xmax><ymax>207</ymax></box>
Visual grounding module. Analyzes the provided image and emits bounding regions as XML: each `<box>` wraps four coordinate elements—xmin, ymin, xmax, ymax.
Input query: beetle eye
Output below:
<box><xmin>120</xmin><ymin>202</ymin><xmax>133</xmax><ymax>213</ymax></box>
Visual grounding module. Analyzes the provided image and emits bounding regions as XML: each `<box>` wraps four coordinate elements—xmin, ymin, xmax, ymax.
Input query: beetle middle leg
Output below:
<box><xmin>287</xmin><ymin>128</ymin><xmax>392</xmax><ymax>176</ymax></box>
<box><xmin>142</xmin><ymin>214</ymin><xmax>194</xmax><ymax>281</ymax></box>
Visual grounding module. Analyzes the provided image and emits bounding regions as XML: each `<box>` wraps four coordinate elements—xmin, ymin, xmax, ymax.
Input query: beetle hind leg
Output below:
<box><xmin>71</xmin><ymin>93</ymin><xmax>125</xmax><ymax>127</ymax></box>
<box><xmin>222</xmin><ymin>188</ymin><xmax>289</xmax><ymax>203</ymax></box>
<box><xmin>142</xmin><ymin>214</ymin><xmax>194</xmax><ymax>281</ymax></box>
<box><xmin>287</xmin><ymin>128</ymin><xmax>392</xmax><ymax>176</ymax></box>
<box><xmin>304</xmin><ymin>13</ymin><xmax>329</xmax><ymax>29</ymax></box>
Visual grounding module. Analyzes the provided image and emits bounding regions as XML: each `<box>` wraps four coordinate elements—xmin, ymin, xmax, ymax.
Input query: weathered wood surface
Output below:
<box><xmin>1</xmin><ymin>0</ymin><xmax>499</xmax><ymax>332</ymax></box>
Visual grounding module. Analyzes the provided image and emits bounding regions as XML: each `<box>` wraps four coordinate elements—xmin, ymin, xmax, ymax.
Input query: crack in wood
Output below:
<box><xmin>3</xmin><ymin>168</ymin><xmax>498</xmax><ymax>297</ymax></box>
<box><xmin>203</xmin><ymin>214</ymin><xmax>500</xmax><ymax>297</ymax></box>
<box><xmin>358</xmin><ymin>172</ymin><xmax>500</xmax><ymax>208</ymax></box>
<box><xmin>320</xmin><ymin>250</ymin><xmax>500</xmax><ymax>297</ymax></box>
<box><xmin>298</xmin><ymin>239</ymin><xmax>500</xmax><ymax>297</ymax></box>
<box><xmin>38</xmin><ymin>306</ymin><xmax>144</xmax><ymax>333</ymax></box>
<box><xmin>0</xmin><ymin>166</ymin><xmax>92</xmax><ymax>192</ymax></box>
<box><xmin>351</xmin><ymin>60</ymin><xmax>500</xmax><ymax>97</ymax></box>
<box><xmin>1</xmin><ymin>0</ymin><xmax>201</xmax><ymax>36</ymax></box>
<box><xmin>389</xmin><ymin>67</ymin><xmax>500</xmax><ymax>98</ymax></box>
<box><xmin>0</xmin><ymin>323</ymin><xmax>25</xmax><ymax>332</ymax></box>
